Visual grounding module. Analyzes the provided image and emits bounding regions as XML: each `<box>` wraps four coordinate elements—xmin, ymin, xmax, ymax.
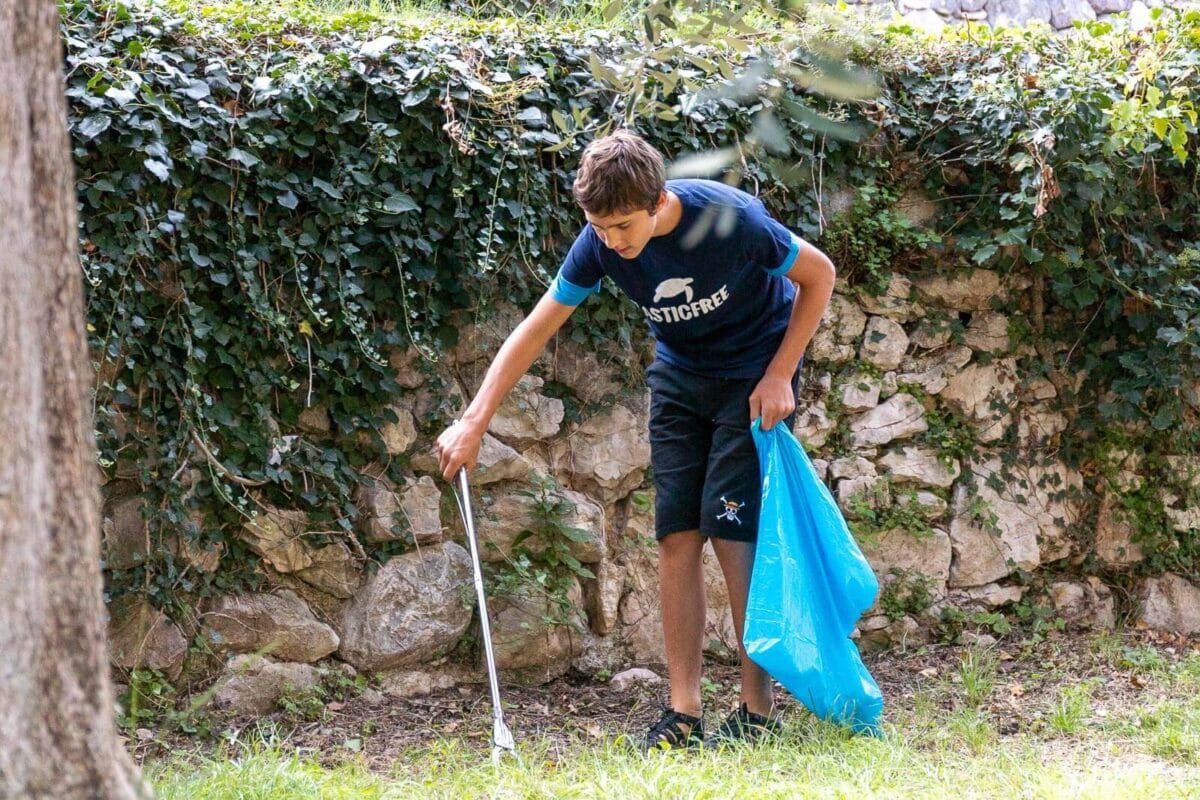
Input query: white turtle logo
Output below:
<box><xmin>653</xmin><ymin>277</ymin><xmax>694</xmax><ymax>303</ymax></box>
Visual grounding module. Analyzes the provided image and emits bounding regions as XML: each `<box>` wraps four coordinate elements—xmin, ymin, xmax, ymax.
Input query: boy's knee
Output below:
<box><xmin>658</xmin><ymin>529</ymin><xmax>703</xmax><ymax>557</ymax></box>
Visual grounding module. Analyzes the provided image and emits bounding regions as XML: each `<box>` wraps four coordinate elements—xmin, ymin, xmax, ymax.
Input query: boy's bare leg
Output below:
<box><xmin>658</xmin><ymin>530</ymin><xmax>706</xmax><ymax>720</ymax></box>
<box><xmin>710</xmin><ymin>537</ymin><xmax>774</xmax><ymax>716</ymax></box>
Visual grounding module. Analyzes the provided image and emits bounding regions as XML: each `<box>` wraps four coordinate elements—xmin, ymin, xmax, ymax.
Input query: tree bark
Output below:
<box><xmin>0</xmin><ymin>1</ymin><xmax>150</xmax><ymax>797</ymax></box>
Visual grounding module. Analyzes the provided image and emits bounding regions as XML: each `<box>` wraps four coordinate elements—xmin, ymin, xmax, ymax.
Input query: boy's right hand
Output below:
<box><xmin>435</xmin><ymin>419</ymin><xmax>484</xmax><ymax>482</ymax></box>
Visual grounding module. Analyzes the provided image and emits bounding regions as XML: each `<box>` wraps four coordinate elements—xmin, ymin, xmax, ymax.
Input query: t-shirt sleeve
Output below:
<box><xmin>743</xmin><ymin>200</ymin><xmax>804</xmax><ymax>277</ymax></box>
<box><xmin>549</xmin><ymin>228</ymin><xmax>604</xmax><ymax>306</ymax></box>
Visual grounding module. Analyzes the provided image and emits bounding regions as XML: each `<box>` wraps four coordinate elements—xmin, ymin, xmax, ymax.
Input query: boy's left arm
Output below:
<box><xmin>750</xmin><ymin>241</ymin><xmax>837</xmax><ymax>430</ymax></box>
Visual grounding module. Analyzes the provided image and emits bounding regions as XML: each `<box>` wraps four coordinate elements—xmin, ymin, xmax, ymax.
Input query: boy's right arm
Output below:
<box><xmin>435</xmin><ymin>292</ymin><xmax>577</xmax><ymax>481</ymax></box>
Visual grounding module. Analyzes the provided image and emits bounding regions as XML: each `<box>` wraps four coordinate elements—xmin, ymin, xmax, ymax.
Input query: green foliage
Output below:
<box><xmin>969</xmin><ymin>610</ymin><xmax>1013</xmax><ymax>638</ymax></box>
<box><xmin>881</xmin><ymin>11</ymin><xmax>1200</xmax><ymax>444</ymax></box>
<box><xmin>273</xmin><ymin>664</ymin><xmax>367</xmax><ymax>720</ymax></box>
<box><xmin>847</xmin><ymin>480</ymin><xmax>938</xmax><ymax>544</ymax></box>
<box><xmin>1118</xmin><ymin>643</ymin><xmax>1172</xmax><ymax>677</ymax></box>
<box><xmin>486</xmin><ymin>475</ymin><xmax>596</xmax><ymax>628</ymax></box>
<box><xmin>1046</xmin><ymin>682</ymin><xmax>1094</xmax><ymax>736</ymax></box>
<box><xmin>119</xmin><ymin>668</ymin><xmax>175</xmax><ymax>731</ymax></box>
<box><xmin>956</xmin><ymin>647</ymin><xmax>997</xmax><ymax>710</ymax></box>
<box><xmin>822</xmin><ymin>177</ymin><xmax>942</xmax><ymax>295</ymax></box>
<box><xmin>1075</xmin><ymin>428</ymin><xmax>1200</xmax><ymax>574</ymax></box>
<box><xmin>961</xmin><ymin>489</ymin><xmax>1001</xmax><ymax>536</ymax></box>
<box><xmin>1137</xmin><ymin>699</ymin><xmax>1200</xmax><ymax>764</ymax></box>
<box><xmin>118</xmin><ymin>668</ymin><xmax>216</xmax><ymax>737</ymax></box>
<box><xmin>878</xmin><ymin>569</ymin><xmax>935</xmax><ymax>621</ymax></box>
<box><xmin>937</xmin><ymin>593</ymin><xmax>1070</xmax><ymax>647</ymax></box>
<box><xmin>276</xmin><ymin>682</ymin><xmax>329</xmax><ymax>722</ymax></box>
<box><xmin>937</xmin><ymin>606</ymin><xmax>1012</xmax><ymax>643</ymax></box>
<box><xmin>68</xmin><ymin>0</ymin><xmax>659</xmax><ymax>606</ymax></box>
<box><xmin>918</xmin><ymin>403</ymin><xmax>979</xmax><ymax>471</ymax></box>
<box><xmin>438</xmin><ymin>0</ymin><xmax>620</xmax><ymax>23</ymax></box>
<box><xmin>1011</xmin><ymin>598</ymin><xmax>1065</xmax><ymax>644</ymax></box>
<box><xmin>65</xmin><ymin>0</ymin><xmax>1200</xmax><ymax>618</ymax></box>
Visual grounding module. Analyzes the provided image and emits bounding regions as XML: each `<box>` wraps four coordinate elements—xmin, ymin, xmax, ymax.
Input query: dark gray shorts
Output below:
<box><xmin>646</xmin><ymin>359</ymin><xmax>800</xmax><ymax>543</ymax></box>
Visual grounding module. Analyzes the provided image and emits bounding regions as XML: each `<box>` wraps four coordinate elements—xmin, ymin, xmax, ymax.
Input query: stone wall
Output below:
<box><xmin>101</xmin><ymin>208</ymin><xmax>1200</xmax><ymax>710</ymax></box>
<box><xmin>840</xmin><ymin>0</ymin><xmax>1191</xmax><ymax>32</ymax></box>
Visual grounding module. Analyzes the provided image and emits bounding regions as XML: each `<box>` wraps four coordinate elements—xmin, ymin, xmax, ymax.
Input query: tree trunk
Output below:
<box><xmin>0</xmin><ymin>2</ymin><xmax>150</xmax><ymax>797</ymax></box>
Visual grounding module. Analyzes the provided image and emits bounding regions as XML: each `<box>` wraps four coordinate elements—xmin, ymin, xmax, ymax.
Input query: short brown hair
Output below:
<box><xmin>572</xmin><ymin>129</ymin><xmax>666</xmax><ymax>216</ymax></box>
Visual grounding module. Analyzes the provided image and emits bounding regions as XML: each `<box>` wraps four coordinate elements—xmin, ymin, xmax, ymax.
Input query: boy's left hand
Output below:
<box><xmin>749</xmin><ymin>374</ymin><xmax>796</xmax><ymax>431</ymax></box>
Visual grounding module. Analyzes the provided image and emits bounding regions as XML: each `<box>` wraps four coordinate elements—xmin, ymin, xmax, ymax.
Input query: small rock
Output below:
<box><xmin>610</xmin><ymin>667</ymin><xmax>664</xmax><ymax>692</ymax></box>
<box><xmin>960</xmin><ymin>631</ymin><xmax>998</xmax><ymax>648</ymax></box>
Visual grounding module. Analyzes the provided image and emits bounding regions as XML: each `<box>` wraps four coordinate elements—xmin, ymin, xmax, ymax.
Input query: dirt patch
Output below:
<box><xmin>129</xmin><ymin>628</ymin><xmax>1200</xmax><ymax>772</ymax></box>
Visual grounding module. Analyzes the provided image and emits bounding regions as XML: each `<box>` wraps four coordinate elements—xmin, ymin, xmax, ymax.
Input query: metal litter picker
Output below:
<box><xmin>452</xmin><ymin>467</ymin><xmax>517</xmax><ymax>764</ymax></box>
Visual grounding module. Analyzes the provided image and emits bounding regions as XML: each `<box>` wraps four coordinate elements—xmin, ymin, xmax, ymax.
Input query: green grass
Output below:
<box><xmin>1140</xmin><ymin>701</ymin><xmax>1200</xmax><ymax>765</ymax></box>
<box><xmin>147</xmin><ymin>634</ymin><xmax>1200</xmax><ymax>798</ymax></box>
<box><xmin>1046</xmin><ymin>682</ymin><xmax>1094</xmax><ymax>737</ymax></box>
<box><xmin>174</xmin><ymin>0</ymin><xmax>811</xmax><ymax>41</ymax></box>
<box><xmin>956</xmin><ymin>647</ymin><xmax>997</xmax><ymax>709</ymax></box>
<box><xmin>176</xmin><ymin>0</ymin><xmax>642</xmax><ymax>30</ymax></box>
<box><xmin>147</xmin><ymin>707</ymin><xmax>1200</xmax><ymax>800</ymax></box>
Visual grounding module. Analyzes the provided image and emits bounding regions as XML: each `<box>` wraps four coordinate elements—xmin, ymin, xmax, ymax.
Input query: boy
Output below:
<box><xmin>436</xmin><ymin>129</ymin><xmax>836</xmax><ymax>750</ymax></box>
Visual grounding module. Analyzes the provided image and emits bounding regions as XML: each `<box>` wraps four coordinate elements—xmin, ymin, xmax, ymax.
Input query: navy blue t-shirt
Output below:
<box><xmin>550</xmin><ymin>179</ymin><xmax>803</xmax><ymax>378</ymax></box>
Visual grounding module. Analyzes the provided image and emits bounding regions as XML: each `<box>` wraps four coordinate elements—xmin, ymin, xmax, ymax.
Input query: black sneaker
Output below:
<box><xmin>704</xmin><ymin>703</ymin><xmax>782</xmax><ymax>746</ymax></box>
<box><xmin>640</xmin><ymin>706</ymin><xmax>704</xmax><ymax>753</ymax></box>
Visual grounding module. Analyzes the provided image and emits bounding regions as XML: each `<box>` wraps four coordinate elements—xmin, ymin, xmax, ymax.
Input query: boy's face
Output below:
<box><xmin>584</xmin><ymin>192</ymin><xmax>667</xmax><ymax>260</ymax></box>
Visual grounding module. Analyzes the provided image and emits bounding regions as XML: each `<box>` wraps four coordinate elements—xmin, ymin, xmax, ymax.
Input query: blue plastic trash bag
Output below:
<box><xmin>744</xmin><ymin>417</ymin><xmax>884</xmax><ymax>736</ymax></box>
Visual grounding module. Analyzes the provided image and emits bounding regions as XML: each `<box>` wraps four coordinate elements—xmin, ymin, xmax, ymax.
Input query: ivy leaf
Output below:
<box><xmin>360</xmin><ymin>35</ymin><xmax>399</xmax><ymax>58</ymax></box>
<box><xmin>560</xmin><ymin>526</ymin><xmax>594</xmax><ymax>543</ymax></box>
<box><xmin>971</xmin><ymin>243</ymin><xmax>998</xmax><ymax>264</ymax></box>
<box><xmin>382</xmin><ymin>192</ymin><xmax>419</xmax><ymax>213</ymax></box>
<box><xmin>312</xmin><ymin>178</ymin><xmax>343</xmax><ymax>199</ymax></box>
<box><xmin>228</xmin><ymin>148</ymin><xmax>260</xmax><ymax>167</ymax></box>
<box><xmin>516</xmin><ymin>106</ymin><xmax>545</xmax><ymax>126</ymax></box>
<box><xmin>186</xmin><ymin>243</ymin><xmax>212</xmax><ymax>267</ymax></box>
<box><xmin>1072</xmin><ymin>285</ymin><xmax>1098</xmax><ymax>307</ymax></box>
<box><xmin>77</xmin><ymin>113</ymin><xmax>111</xmax><ymax>140</ymax></box>
<box><xmin>1158</xmin><ymin>326</ymin><xmax>1184</xmax><ymax>345</ymax></box>
<box><xmin>401</xmin><ymin>87</ymin><xmax>430</xmax><ymax>109</ymax></box>
<box><xmin>183</xmin><ymin>80</ymin><xmax>211</xmax><ymax>101</ymax></box>
<box><xmin>1151</xmin><ymin>406</ymin><xmax>1174</xmax><ymax>430</ymax></box>
<box><xmin>213</xmin><ymin>324</ymin><xmax>235</xmax><ymax>344</ymax></box>
<box><xmin>144</xmin><ymin>158</ymin><xmax>170</xmax><ymax>181</ymax></box>
<box><xmin>1075</xmin><ymin>181</ymin><xmax>1104</xmax><ymax>202</ymax></box>
<box><xmin>105</xmin><ymin>86</ymin><xmax>136</xmax><ymax>107</ymax></box>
